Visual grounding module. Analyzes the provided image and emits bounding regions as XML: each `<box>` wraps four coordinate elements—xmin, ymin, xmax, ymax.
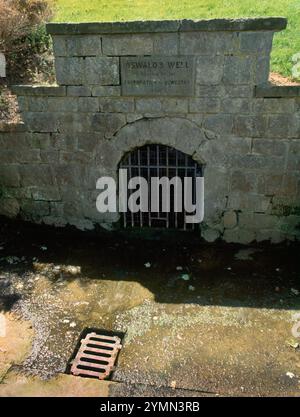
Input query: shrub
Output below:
<box><xmin>0</xmin><ymin>0</ymin><xmax>53</xmax><ymax>54</ymax></box>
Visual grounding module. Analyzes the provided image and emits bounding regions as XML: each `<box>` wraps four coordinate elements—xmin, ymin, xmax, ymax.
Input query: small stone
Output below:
<box><xmin>181</xmin><ymin>274</ymin><xmax>190</xmax><ymax>281</ymax></box>
<box><xmin>286</xmin><ymin>372</ymin><xmax>295</xmax><ymax>379</ymax></box>
<box><xmin>286</xmin><ymin>339</ymin><xmax>299</xmax><ymax>349</ymax></box>
<box><xmin>291</xmin><ymin>288</ymin><xmax>299</xmax><ymax>296</ymax></box>
<box><xmin>144</xmin><ymin>262</ymin><xmax>151</xmax><ymax>268</ymax></box>
<box><xmin>176</xmin><ymin>266</ymin><xmax>183</xmax><ymax>271</ymax></box>
<box><xmin>188</xmin><ymin>285</ymin><xmax>195</xmax><ymax>291</ymax></box>
<box><xmin>40</xmin><ymin>246</ymin><xmax>47</xmax><ymax>251</ymax></box>
<box><xmin>170</xmin><ymin>381</ymin><xmax>177</xmax><ymax>389</ymax></box>
<box><xmin>70</xmin><ymin>322</ymin><xmax>76</xmax><ymax>328</ymax></box>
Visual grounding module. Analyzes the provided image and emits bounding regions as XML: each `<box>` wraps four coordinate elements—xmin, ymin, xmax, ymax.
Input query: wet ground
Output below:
<box><xmin>0</xmin><ymin>218</ymin><xmax>299</xmax><ymax>397</ymax></box>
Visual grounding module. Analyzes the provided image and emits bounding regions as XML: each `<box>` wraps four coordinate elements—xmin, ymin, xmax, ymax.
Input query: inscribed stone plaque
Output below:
<box><xmin>120</xmin><ymin>56</ymin><xmax>195</xmax><ymax>96</ymax></box>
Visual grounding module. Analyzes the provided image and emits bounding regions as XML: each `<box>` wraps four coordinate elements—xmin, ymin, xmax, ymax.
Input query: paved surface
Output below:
<box><xmin>0</xmin><ymin>220</ymin><xmax>299</xmax><ymax>396</ymax></box>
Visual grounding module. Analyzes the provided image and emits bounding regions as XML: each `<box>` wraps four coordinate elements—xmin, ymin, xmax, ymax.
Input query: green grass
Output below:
<box><xmin>53</xmin><ymin>0</ymin><xmax>300</xmax><ymax>79</ymax></box>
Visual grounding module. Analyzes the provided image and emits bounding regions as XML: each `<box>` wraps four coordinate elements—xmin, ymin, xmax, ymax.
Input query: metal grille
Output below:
<box><xmin>70</xmin><ymin>332</ymin><xmax>122</xmax><ymax>380</ymax></box>
<box><xmin>119</xmin><ymin>144</ymin><xmax>203</xmax><ymax>230</ymax></box>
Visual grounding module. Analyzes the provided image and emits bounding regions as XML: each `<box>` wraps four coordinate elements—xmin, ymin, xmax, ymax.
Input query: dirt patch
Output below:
<box><xmin>269</xmin><ymin>72</ymin><xmax>300</xmax><ymax>86</ymax></box>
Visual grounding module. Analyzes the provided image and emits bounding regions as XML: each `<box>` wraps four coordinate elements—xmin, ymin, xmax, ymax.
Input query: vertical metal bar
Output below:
<box><xmin>147</xmin><ymin>145</ymin><xmax>151</xmax><ymax>228</ymax></box>
<box><xmin>175</xmin><ymin>149</ymin><xmax>178</xmax><ymax>229</ymax></box>
<box><xmin>137</xmin><ymin>148</ymin><xmax>143</xmax><ymax>227</ymax></box>
<box><xmin>183</xmin><ymin>153</ymin><xmax>187</xmax><ymax>230</ymax></box>
<box><xmin>166</xmin><ymin>146</ymin><xmax>169</xmax><ymax>229</ymax></box>
<box><xmin>129</xmin><ymin>152</ymin><xmax>134</xmax><ymax>227</ymax></box>
<box><xmin>157</xmin><ymin>144</ymin><xmax>159</xmax><ymax>226</ymax></box>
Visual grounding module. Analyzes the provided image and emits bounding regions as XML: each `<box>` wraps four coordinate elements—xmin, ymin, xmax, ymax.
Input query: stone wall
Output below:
<box><xmin>0</xmin><ymin>18</ymin><xmax>299</xmax><ymax>243</ymax></box>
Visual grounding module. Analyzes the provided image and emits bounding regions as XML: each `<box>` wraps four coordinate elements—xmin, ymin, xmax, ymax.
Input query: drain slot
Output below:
<box><xmin>70</xmin><ymin>331</ymin><xmax>122</xmax><ymax>380</ymax></box>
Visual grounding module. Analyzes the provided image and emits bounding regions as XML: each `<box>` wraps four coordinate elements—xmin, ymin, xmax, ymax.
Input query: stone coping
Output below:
<box><xmin>46</xmin><ymin>17</ymin><xmax>287</xmax><ymax>35</ymax></box>
<box><xmin>0</xmin><ymin>122</ymin><xmax>26</xmax><ymax>132</ymax></box>
<box><xmin>255</xmin><ymin>84</ymin><xmax>300</xmax><ymax>98</ymax></box>
<box><xmin>11</xmin><ymin>85</ymin><xmax>66</xmax><ymax>96</ymax></box>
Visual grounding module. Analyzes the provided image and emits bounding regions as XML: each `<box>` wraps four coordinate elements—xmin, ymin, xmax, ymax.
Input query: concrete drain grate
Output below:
<box><xmin>70</xmin><ymin>331</ymin><xmax>122</xmax><ymax>380</ymax></box>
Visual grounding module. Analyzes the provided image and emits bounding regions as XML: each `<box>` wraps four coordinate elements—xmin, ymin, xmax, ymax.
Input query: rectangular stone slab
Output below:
<box><xmin>120</xmin><ymin>55</ymin><xmax>195</xmax><ymax>96</ymax></box>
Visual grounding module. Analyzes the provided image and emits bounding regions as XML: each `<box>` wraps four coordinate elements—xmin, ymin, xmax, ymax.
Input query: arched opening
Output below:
<box><xmin>118</xmin><ymin>144</ymin><xmax>203</xmax><ymax>230</ymax></box>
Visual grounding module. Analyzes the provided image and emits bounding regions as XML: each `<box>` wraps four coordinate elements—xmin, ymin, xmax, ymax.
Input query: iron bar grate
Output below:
<box><xmin>119</xmin><ymin>144</ymin><xmax>203</xmax><ymax>230</ymax></box>
<box><xmin>70</xmin><ymin>332</ymin><xmax>122</xmax><ymax>380</ymax></box>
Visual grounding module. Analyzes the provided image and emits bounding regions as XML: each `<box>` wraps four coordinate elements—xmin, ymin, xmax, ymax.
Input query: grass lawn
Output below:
<box><xmin>52</xmin><ymin>0</ymin><xmax>300</xmax><ymax>80</ymax></box>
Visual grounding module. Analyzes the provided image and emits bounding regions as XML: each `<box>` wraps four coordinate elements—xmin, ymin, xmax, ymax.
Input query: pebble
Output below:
<box><xmin>181</xmin><ymin>274</ymin><xmax>190</xmax><ymax>281</ymax></box>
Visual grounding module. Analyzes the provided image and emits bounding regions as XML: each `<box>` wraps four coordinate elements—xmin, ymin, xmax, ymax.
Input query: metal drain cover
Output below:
<box><xmin>70</xmin><ymin>332</ymin><xmax>122</xmax><ymax>380</ymax></box>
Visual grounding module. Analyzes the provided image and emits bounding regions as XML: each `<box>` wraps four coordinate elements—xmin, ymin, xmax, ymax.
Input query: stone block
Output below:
<box><xmin>203</xmin><ymin>114</ymin><xmax>233</xmax><ymax>134</ymax></box>
<box><xmin>252</xmin><ymin>139</ymin><xmax>288</xmax><ymax>156</ymax></box>
<box><xmin>52</xmin><ymin>133</ymin><xmax>77</xmax><ymax>150</ymax></box>
<box><xmin>161</xmin><ymin>98</ymin><xmax>188</xmax><ymax>113</ymax></box>
<box><xmin>239</xmin><ymin>32</ymin><xmax>273</xmax><ymax>53</ymax></box>
<box><xmin>0</xmin><ymin>165</ymin><xmax>20</xmax><ymax>187</ymax></box>
<box><xmin>180</xmin><ymin>32</ymin><xmax>238</xmax><ymax>54</ymax></box>
<box><xmin>287</xmin><ymin>141</ymin><xmax>300</xmax><ymax>171</ymax></box>
<box><xmin>189</xmin><ymin>98</ymin><xmax>220</xmax><ymax>113</ymax></box>
<box><xmin>0</xmin><ymin>197</ymin><xmax>20</xmax><ymax>218</ymax></box>
<box><xmin>55</xmin><ymin>57</ymin><xmax>84</xmax><ymax>85</ymax></box>
<box><xmin>233</xmin><ymin>115</ymin><xmax>267</xmax><ymax>137</ymax></box>
<box><xmin>231</xmin><ymin>171</ymin><xmax>256</xmax><ymax>193</ymax></box>
<box><xmin>253</xmin><ymin>98</ymin><xmax>295</xmax><ymax>114</ymax></box>
<box><xmin>66</xmin><ymin>35</ymin><xmax>101</xmax><ymax>56</ymax></box>
<box><xmin>195</xmin><ymin>85</ymin><xmax>225</xmax><ymax>97</ymax></box>
<box><xmin>257</xmin><ymin>174</ymin><xmax>283</xmax><ymax>195</ymax></box>
<box><xmin>17</xmin><ymin>96</ymin><xmax>28</xmax><ymax>112</ymax></box>
<box><xmin>30</xmin><ymin>187</ymin><xmax>61</xmax><ymax>201</ymax></box>
<box><xmin>224</xmin><ymin>85</ymin><xmax>254</xmax><ymax>98</ymax></box>
<box><xmin>52</xmin><ymin>36</ymin><xmax>67</xmax><ymax>56</ymax></box>
<box><xmin>221</xmin><ymin>98</ymin><xmax>250</xmax><ymax>113</ymax></box>
<box><xmin>78</xmin><ymin>97</ymin><xmax>99</xmax><ymax>112</ymax></box>
<box><xmin>21</xmin><ymin>200</ymin><xmax>50</xmax><ymax>219</ymax></box>
<box><xmin>77</xmin><ymin>133</ymin><xmax>102</xmax><ymax>151</ymax></box>
<box><xmin>223</xmin><ymin>56</ymin><xmax>254</xmax><ymax>84</ymax></box>
<box><xmin>223</xmin><ymin>228</ymin><xmax>256</xmax><ymax>244</ymax></box>
<box><xmin>267</xmin><ymin>114</ymin><xmax>291</xmax><ymax>138</ymax></box>
<box><xmin>223</xmin><ymin>210</ymin><xmax>238</xmax><ymax>229</ymax></box>
<box><xmin>255</xmin><ymin>56</ymin><xmax>270</xmax><ymax>84</ymax></box>
<box><xmin>67</xmin><ymin>86</ymin><xmax>92</xmax><ymax>96</ymax></box>
<box><xmin>201</xmin><ymin>226</ymin><xmax>220</xmax><ymax>242</ymax></box>
<box><xmin>98</xmin><ymin>98</ymin><xmax>134</xmax><ymax>113</ymax></box>
<box><xmin>48</xmin><ymin>97</ymin><xmax>78</xmax><ymax>112</ymax></box>
<box><xmin>40</xmin><ymin>150</ymin><xmax>60</xmax><ymax>163</ymax></box>
<box><xmin>56</xmin><ymin>112</ymin><xmax>93</xmax><ymax>133</ymax></box>
<box><xmin>92</xmin><ymin>86</ymin><xmax>121</xmax><ymax>97</ymax></box>
<box><xmin>228</xmin><ymin>192</ymin><xmax>271</xmax><ymax>212</ymax></box>
<box><xmin>135</xmin><ymin>98</ymin><xmax>162</xmax><ymax>113</ymax></box>
<box><xmin>102</xmin><ymin>34</ymin><xmax>153</xmax><ymax>55</ymax></box>
<box><xmin>92</xmin><ymin>113</ymin><xmax>126</xmax><ymax>137</ymax></box>
<box><xmin>153</xmin><ymin>33</ymin><xmax>178</xmax><ymax>55</ymax></box>
<box><xmin>84</xmin><ymin>57</ymin><xmax>119</xmax><ymax>85</ymax></box>
<box><xmin>19</xmin><ymin>165</ymin><xmax>54</xmax><ymax>187</ymax></box>
<box><xmin>196</xmin><ymin>56</ymin><xmax>223</xmax><ymax>84</ymax></box>
<box><xmin>23</xmin><ymin>112</ymin><xmax>59</xmax><ymax>133</ymax></box>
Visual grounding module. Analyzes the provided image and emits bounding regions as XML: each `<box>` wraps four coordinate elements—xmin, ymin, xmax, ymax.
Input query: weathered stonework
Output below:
<box><xmin>0</xmin><ymin>17</ymin><xmax>299</xmax><ymax>243</ymax></box>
